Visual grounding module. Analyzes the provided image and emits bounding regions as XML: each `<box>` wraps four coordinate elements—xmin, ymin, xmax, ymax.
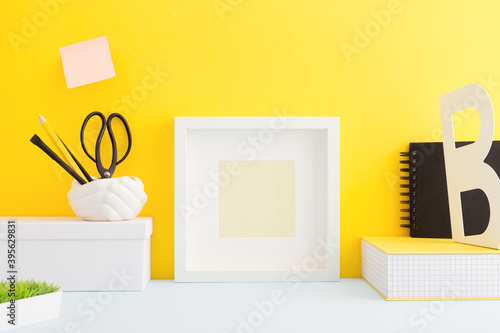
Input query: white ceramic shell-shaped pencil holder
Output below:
<box><xmin>68</xmin><ymin>176</ymin><xmax>148</xmax><ymax>221</ymax></box>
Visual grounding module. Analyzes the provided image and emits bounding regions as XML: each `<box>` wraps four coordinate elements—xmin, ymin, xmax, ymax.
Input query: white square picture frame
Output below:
<box><xmin>175</xmin><ymin>117</ymin><xmax>339</xmax><ymax>282</ymax></box>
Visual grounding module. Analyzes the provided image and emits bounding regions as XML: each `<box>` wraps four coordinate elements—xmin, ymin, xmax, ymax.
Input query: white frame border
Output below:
<box><xmin>175</xmin><ymin>117</ymin><xmax>339</xmax><ymax>282</ymax></box>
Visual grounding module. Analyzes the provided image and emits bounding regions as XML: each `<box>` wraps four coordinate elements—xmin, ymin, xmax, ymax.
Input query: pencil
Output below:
<box><xmin>30</xmin><ymin>134</ymin><xmax>87</xmax><ymax>185</ymax></box>
<box><xmin>38</xmin><ymin>114</ymin><xmax>87</xmax><ymax>181</ymax></box>
<box><xmin>58</xmin><ymin>136</ymin><xmax>93</xmax><ymax>183</ymax></box>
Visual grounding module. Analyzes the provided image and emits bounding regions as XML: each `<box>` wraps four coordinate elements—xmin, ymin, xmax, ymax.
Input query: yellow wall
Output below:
<box><xmin>1</xmin><ymin>0</ymin><xmax>499</xmax><ymax>278</ymax></box>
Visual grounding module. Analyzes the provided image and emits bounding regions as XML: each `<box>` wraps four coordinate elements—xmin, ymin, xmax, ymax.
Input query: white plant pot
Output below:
<box><xmin>67</xmin><ymin>176</ymin><xmax>148</xmax><ymax>221</ymax></box>
<box><xmin>0</xmin><ymin>291</ymin><xmax>62</xmax><ymax>331</ymax></box>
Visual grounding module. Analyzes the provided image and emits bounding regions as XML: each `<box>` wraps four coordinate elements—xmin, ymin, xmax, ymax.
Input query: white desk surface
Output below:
<box><xmin>9</xmin><ymin>279</ymin><xmax>500</xmax><ymax>333</ymax></box>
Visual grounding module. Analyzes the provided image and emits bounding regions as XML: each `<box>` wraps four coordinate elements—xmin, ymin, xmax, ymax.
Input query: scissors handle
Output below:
<box><xmin>81</xmin><ymin>111</ymin><xmax>105</xmax><ymax>165</ymax></box>
<box><xmin>80</xmin><ymin>111</ymin><xmax>132</xmax><ymax>178</ymax></box>
<box><xmin>106</xmin><ymin>113</ymin><xmax>132</xmax><ymax>166</ymax></box>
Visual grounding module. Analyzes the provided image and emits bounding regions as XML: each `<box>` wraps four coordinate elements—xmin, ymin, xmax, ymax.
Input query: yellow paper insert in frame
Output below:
<box><xmin>218</xmin><ymin>161</ymin><xmax>295</xmax><ymax>238</ymax></box>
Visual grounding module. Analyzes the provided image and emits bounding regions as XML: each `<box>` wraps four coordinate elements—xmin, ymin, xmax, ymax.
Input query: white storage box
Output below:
<box><xmin>0</xmin><ymin>217</ymin><xmax>152</xmax><ymax>291</ymax></box>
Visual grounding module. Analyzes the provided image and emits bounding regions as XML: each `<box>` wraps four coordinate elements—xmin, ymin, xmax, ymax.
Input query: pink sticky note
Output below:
<box><xmin>59</xmin><ymin>36</ymin><xmax>115</xmax><ymax>88</ymax></box>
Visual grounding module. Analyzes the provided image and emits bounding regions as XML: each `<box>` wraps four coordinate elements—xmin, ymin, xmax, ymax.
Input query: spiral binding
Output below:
<box><xmin>400</xmin><ymin>150</ymin><xmax>417</xmax><ymax>229</ymax></box>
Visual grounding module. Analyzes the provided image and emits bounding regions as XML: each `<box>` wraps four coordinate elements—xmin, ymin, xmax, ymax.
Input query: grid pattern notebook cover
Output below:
<box><xmin>400</xmin><ymin>142</ymin><xmax>500</xmax><ymax>238</ymax></box>
<box><xmin>362</xmin><ymin>237</ymin><xmax>500</xmax><ymax>300</ymax></box>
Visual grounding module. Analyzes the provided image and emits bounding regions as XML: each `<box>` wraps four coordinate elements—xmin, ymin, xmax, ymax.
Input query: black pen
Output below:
<box><xmin>30</xmin><ymin>134</ymin><xmax>87</xmax><ymax>185</ymax></box>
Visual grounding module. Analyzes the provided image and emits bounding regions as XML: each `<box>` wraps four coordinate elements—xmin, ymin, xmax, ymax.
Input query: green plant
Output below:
<box><xmin>0</xmin><ymin>280</ymin><xmax>60</xmax><ymax>303</ymax></box>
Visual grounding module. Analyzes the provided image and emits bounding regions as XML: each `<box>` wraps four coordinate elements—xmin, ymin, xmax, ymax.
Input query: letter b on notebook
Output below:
<box><xmin>440</xmin><ymin>83</ymin><xmax>500</xmax><ymax>249</ymax></box>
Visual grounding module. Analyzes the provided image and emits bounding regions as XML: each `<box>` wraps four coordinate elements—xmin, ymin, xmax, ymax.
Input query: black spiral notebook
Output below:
<box><xmin>400</xmin><ymin>142</ymin><xmax>500</xmax><ymax>238</ymax></box>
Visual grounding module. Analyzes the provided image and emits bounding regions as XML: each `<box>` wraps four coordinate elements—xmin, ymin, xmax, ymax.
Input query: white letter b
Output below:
<box><xmin>440</xmin><ymin>83</ymin><xmax>500</xmax><ymax>248</ymax></box>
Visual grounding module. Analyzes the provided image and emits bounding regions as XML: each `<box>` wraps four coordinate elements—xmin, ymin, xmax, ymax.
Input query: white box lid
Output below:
<box><xmin>0</xmin><ymin>217</ymin><xmax>153</xmax><ymax>240</ymax></box>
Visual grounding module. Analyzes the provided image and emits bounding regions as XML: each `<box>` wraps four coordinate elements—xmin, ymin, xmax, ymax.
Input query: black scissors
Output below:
<box><xmin>81</xmin><ymin>111</ymin><xmax>132</xmax><ymax>178</ymax></box>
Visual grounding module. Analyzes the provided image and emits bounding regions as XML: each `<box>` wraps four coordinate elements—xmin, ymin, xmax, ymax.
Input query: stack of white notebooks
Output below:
<box><xmin>362</xmin><ymin>237</ymin><xmax>500</xmax><ymax>300</ymax></box>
